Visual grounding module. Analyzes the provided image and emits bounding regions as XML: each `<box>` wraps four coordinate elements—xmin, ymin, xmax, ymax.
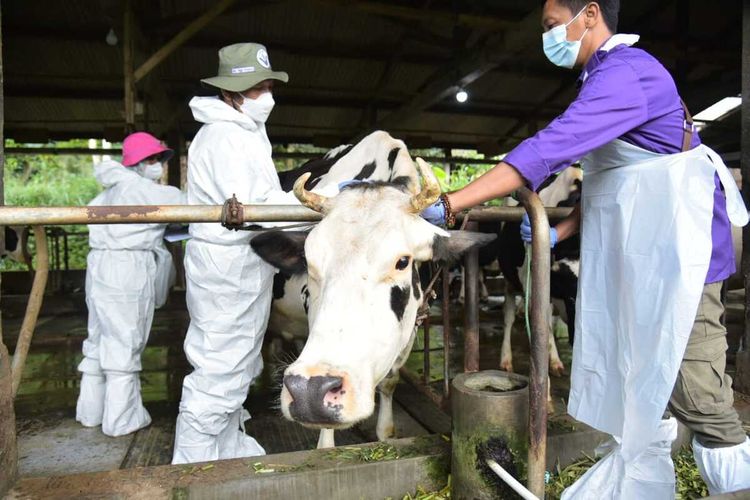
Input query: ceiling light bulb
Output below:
<box><xmin>106</xmin><ymin>28</ymin><xmax>118</xmax><ymax>46</ymax></box>
<box><xmin>456</xmin><ymin>89</ymin><xmax>468</xmax><ymax>103</ymax></box>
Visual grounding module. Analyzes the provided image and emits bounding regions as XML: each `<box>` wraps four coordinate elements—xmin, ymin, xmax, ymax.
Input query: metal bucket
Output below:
<box><xmin>451</xmin><ymin>370</ymin><xmax>529</xmax><ymax>500</ymax></box>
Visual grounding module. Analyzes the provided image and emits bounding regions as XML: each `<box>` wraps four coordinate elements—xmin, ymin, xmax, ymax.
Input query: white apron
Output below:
<box><xmin>563</xmin><ymin>138</ymin><xmax>748</xmax><ymax>498</ymax></box>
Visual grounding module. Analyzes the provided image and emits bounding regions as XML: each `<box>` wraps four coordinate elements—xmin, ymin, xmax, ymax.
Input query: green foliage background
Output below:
<box><xmin>3</xmin><ymin>139</ymin><xmax>104</xmax><ymax>270</ymax></box>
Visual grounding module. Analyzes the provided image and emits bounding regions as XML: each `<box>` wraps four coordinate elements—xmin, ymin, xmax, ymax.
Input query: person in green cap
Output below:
<box><xmin>173</xmin><ymin>42</ymin><xmax>300</xmax><ymax>464</ymax></box>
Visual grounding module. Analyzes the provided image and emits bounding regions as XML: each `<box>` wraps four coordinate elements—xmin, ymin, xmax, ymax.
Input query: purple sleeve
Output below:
<box><xmin>504</xmin><ymin>60</ymin><xmax>649</xmax><ymax>190</ymax></box>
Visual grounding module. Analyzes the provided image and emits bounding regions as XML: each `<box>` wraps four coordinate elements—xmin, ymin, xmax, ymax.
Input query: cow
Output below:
<box><xmin>252</xmin><ymin>136</ymin><xmax>494</xmax><ymax>448</ymax></box>
<box><xmin>1</xmin><ymin>225</ymin><xmax>33</xmax><ymax>270</ymax></box>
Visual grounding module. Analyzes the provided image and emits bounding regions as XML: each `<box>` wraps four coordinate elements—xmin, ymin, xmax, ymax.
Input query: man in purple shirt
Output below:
<box><xmin>423</xmin><ymin>0</ymin><xmax>749</xmax><ymax>496</ymax></box>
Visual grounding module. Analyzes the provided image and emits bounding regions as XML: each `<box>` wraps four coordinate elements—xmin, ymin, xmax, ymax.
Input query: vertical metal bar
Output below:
<box><xmin>442</xmin><ymin>266</ymin><xmax>452</xmax><ymax>397</ymax></box>
<box><xmin>63</xmin><ymin>230</ymin><xmax>69</xmax><ymax>272</ymax></box>
<box><xmin>423</xmin><ymin>309</ymin><xmax>431</xmax><ymax>385</ymax></box>
<box><xmin>11</xmin><ymin>226</ymin><xmax>49</xmax><ymax>397</ymax></box>
<box><xmin>738</xmin><ymin>0</ymin><xmax>750</xmax><ymax>393</ymax></box>
<box><xmin>123</xmin><ymin>0</ymin><xmax>135</xmax><ymax>133</ymax></box>
<box><xmin>518</xmin><ymin>188</ymin><xmax>551</xmax><ymax>498</ymax></box>
<box><xmin>463</xmin><ymin>220</ymin><xmax>480</xmax><ymax>373</ymax></box>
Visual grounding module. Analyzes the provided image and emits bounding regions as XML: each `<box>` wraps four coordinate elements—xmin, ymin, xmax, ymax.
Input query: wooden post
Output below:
<box><xmin>167</xmin><ymin>130</ymin><xmax>183</xmax><ymax>189</ymax></box>
<box><xmin>0</xmin><ymin>1</ymin><xmax>19</xmax><ymax>493</ymax></box>
<box><xmin>736</xmin><ymin>0</ymin><xmax>750</xmax><ymax>394</ymax></box>
<box><xmin>123</xmin><ymin>0</ymin><xmax>135</xmax><ymax>134</ymax></box>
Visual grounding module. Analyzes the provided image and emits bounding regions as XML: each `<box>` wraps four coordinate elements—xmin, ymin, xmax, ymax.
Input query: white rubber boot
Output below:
<box><xmin>76</xmin><ymin>372</ymin><xmax>105</xmax><ymax>427</ymax></box>
<box><xmin>172</xmin><ymin>413</ymin><xmax>219</xmax><ymax>464</ymax></box>
<box><xmin>218</xmin><ymin>409</ymin><xmax>266</xmax><ymax>460</ymax></box>
<box><xmin>101</xmin><ymin>371</ymin><xmax>151</xmax><ymax>437</ymax></box>
<box><xmin>693</xmin><ymin>437</ymin><xmax>750</xmax><ymax>495</ymax></box>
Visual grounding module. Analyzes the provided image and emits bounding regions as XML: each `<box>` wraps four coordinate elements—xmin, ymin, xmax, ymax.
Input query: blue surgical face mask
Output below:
<box><xmin>542</xmin><ymin>6</ymin><xmax>589</xmax><ymax>69</ymax></box>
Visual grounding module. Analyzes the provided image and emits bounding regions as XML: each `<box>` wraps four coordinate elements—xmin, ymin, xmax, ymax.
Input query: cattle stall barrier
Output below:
<box><xmin>0</xmin><ymin>197</ymin><xmax>571</xmax><ymax>497</ymax></box>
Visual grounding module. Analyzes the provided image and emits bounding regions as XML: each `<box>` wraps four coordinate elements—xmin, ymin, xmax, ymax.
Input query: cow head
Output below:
<box><xmin>252</xmin><ymin>158</ymin><xmax>493</xmax><ymax>430</ymax></box>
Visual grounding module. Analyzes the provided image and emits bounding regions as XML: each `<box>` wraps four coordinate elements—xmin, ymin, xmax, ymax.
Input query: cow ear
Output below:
<box><xmin>431</xmin><ymin>230</ymin><xmax>496</xmax><ymax>262</ymax></box>
<box><xmin>250</xmin><ymin>231</ymin><xmax>309</xmax><ymax>275</ymax></box>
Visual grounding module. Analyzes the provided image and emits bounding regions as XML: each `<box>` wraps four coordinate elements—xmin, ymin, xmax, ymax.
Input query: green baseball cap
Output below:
<box><xmin>201</xmin><ymin>43</ymin><xmax>289</xmax><ymax>92</ymax></box>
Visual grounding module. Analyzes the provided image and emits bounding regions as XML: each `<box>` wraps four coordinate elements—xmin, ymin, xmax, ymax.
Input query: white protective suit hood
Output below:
<box><xmin>94</xmin><ymin>159</ymin><xmax>141</xmax><ymax>188</ymax></box>
<box><xmin>189</xmin><ymin>96</ymin><xmax>261</xmax><ymax>132</ymax></box>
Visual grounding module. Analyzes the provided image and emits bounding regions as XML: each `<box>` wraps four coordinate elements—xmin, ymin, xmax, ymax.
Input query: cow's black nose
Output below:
<box><xmin>284</xmin><ymin>374</ymin><xmax>344</xmax><ymax>424</ymax></box>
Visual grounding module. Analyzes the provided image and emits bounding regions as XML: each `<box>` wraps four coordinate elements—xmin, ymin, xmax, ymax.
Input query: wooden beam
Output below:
<box><xmin>363</xmin><ymin>7</ymin><xmax>543</xmax><ymax>139</ymax></box>
<box><xmin>736</xmin><ymin>0</ymin><xmax>750</xmax><ymax>394</ymax></box>
<box><xmin>133</xmin><ymin>0</ymin><xmax>236</xmax><ymax>83</ymax></box>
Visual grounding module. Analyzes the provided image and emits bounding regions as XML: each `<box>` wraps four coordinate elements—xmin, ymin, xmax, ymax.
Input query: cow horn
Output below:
<box><xmin>409</xmin><ymin>157</ymin><xmax>442</xmax><ymax>213</ymax></box>
<box><xmin>293</xmin><ymin>173</ymin><xmax>331</xmax><ymax>213</ymax></box>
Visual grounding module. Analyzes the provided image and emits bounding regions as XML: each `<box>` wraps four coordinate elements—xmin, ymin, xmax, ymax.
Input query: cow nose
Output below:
<box><xmin>284</xmin><ymin>374</ymin><xmax>345</xmax><ymax>424</ymax></box>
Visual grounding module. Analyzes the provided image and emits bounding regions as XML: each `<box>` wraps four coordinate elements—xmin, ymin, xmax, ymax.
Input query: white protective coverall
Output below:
<box><xmin>561</xmin><ymin>137</ymin><xmax>748</xmax><ymax>499</ymax></box>
<box><xmin>76</xmin><ymin>160</ymin><xmax>183</xmax><ymax>437</ymax></box>
<box><xmin>172</xmin><ymin>96</ymin><xmax>331</xmax><ymax>464</ymax></box>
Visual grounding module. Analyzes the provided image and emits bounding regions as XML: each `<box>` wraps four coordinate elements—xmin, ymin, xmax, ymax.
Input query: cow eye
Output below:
<box><xmin>395</xmin><ymin>256</ymin><xmax>411</xmax><ymax>271</ymax></box>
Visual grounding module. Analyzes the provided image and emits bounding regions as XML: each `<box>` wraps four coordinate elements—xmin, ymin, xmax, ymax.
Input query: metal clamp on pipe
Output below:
<box><xmin>221</xmin><ymin>194</ymin><xmax>245</xmax><ymax>230</ymax></box>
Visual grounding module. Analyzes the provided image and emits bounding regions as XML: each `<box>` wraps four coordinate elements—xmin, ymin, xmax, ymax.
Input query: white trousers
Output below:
<box><xmin>76</xmin><ymin>249</ymin><xmax>155</xmax><ymax>436</ymax></box>
<box><xmin>172</xmin><ymin>240</ymin><xmax>274</xmax><ymax>464</ymax></box>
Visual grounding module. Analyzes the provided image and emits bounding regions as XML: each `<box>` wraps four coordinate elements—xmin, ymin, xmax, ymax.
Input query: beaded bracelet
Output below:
<box><xmin>441</xmin><ymin>194</ymin><xmax>456</xmax><ymax>227</ymax></box>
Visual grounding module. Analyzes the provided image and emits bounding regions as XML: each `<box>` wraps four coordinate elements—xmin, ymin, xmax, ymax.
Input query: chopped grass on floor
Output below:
<box><xmin>545</xmin><ymin>454</ymin><xmax>598</xmax><ymax>499</ymax></box>
<box><xmin>674</xmin><ymin>448</ymin><xmax>709</xmax><ymax>499</ymax></box>
<box><xmin>393</xmin><ymin>476</ymin><xmax>451</xmax><ymax>500</ymax></box>
<box><xmin>325</xmin><ymin>443</ymin><xmax>402</xmax><ymax>463</ymax></box>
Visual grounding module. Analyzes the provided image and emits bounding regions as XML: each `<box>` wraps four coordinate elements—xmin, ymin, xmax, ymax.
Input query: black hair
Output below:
<box><xmin>543</xmin><ymin>0</ymin><xmax>620</xmax><ymax>33</ymax></box>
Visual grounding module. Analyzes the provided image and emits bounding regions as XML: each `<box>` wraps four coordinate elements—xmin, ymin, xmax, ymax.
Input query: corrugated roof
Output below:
<box><xmin>3</xmin><ymin>0</ymin><xmax>743</xmax><ymax>152</ymax></box>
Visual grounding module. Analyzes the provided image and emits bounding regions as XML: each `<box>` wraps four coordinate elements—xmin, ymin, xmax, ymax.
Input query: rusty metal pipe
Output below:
<box><xmin>0</xmin><ymin>205</ymin><xmax>571</xmax><ymax>226</ymax></box>
<box><xmin>517</xmin><ymin>188</ymin><xmax>551</xmax><ymax>498</ymax></box>
<box><xmin>463</xmin><ymin>221</ymin><xmax>480</xmax><ymax>373</ymax></box>
<box><xmin>459</xmin><ymin>206</ymin><xmax>572</xmax><ymax>222</ymax></box>
<box><xmin>0</xmin><ymin>205</ymin><xmax>322</xmax><ymax>226</ymax></box>
<box><xmin>11</xmin><ymin>226</ymin><xmax>49</xmax><ymax>398</ymax></box>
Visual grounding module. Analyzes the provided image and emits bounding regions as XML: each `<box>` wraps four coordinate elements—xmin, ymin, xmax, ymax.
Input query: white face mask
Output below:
<box><xmin>237</xmin><ymin>92</ymin><xmax>275</xmax><ymax>123</ymax></box>
<box><xmin>136</xmin><ymin>162</ymin><xmax>164</xmax><ymax>181</ymax></box>
<box><xmin>542</xmin><ymin>6</ymin><xmax>589</xmax><ymax>69</ymax></box>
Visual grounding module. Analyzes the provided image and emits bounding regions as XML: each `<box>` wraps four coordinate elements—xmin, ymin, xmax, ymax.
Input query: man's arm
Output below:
<box><xmin>445</xmin><ymin>162</ymin><xmax>525</xmax><ymax>212</ymax></box>
<box><xmin>554</xmin><ymin>202</ymin><xmax>581</xmax><ymax>242</ymax></box>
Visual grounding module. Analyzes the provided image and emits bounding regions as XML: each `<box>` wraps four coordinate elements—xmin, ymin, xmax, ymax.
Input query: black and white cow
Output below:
<box><xmin>2</xmin><ymin>225</ymin><xmax>32</xmax><ymax>270</ymax></box>
<box><xmin>253</xmin><ymin>134</ymin><xmax>494</xmax><ymax>448</ymax></box>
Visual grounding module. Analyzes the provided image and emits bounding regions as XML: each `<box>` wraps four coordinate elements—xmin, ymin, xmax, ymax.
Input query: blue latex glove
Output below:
<box><xmin>420</xmin><ymin>199</ymin><xmax>446</xmax><ymax>226</ymax></box>
<box><xmin>521</xmin><ymin>213</ymin><xmax>558</xmax><ymax>248</ymax></box>
<box><xmin>338</xmin><ymin>179</ymin><xmax>371</xmax><ymax>190</ymax></box>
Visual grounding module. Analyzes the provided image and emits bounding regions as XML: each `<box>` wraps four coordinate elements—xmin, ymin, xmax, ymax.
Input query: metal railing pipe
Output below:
<box><xmin>460</xmin><ymin>206</ymin><xmax>572</xmax><ymax>222</ymax></box>
<box><xmin>0</xmin><ymin>205</ymin><xmax>322</xmax><ymax>226</ymax></box>
<box><xmin>517</xmin><ymin>187</ymin><xmax>551</xmax><ymax>498</ymax></box>
<box><xmin>0</xmin><ymin>204</ymin><xmax>574</xmax><ymax>226</ymax></box>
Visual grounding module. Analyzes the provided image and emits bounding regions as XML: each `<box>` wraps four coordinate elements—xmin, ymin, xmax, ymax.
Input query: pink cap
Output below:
<box><xmin>122</xmin><ymin>132</ymin><xmax>174</xmax><ymax>167</ymax></box>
